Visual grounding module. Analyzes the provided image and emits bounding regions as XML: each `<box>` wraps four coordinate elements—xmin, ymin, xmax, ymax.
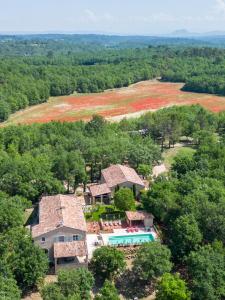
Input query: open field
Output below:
<box><xmin>4</xmin><ymin>80</ymin><xmax>225</xmax><ymax>126</ymax></box>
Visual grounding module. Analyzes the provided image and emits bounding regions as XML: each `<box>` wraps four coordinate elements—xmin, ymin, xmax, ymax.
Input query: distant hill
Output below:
<box><xmin>169</xmin><ymin>29</ymin><xmax>225</xmax><ymax>38</ymax></box>
<box><xmin>1</xmin><ymin>33</ymin><xmax>225</xmax><ymax>56</ymax></box>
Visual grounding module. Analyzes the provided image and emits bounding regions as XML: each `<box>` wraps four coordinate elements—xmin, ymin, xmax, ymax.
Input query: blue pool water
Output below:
<box><xmin>108</xmin><ymin>233</ymin><xmax>154</xmax><ymax>246</ymax></box>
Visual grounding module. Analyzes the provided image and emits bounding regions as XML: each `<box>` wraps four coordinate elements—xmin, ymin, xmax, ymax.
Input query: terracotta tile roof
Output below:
<box><xmin>54</xmin><ymin>241</ymin><xmax>87</xmax><ymax>258</ymax></box>
<box><xmin>32</xmin><ymin>194</ymin><xmax>87</xmax><ymax>238</ymax></box>
<box><xmin>126</xmin><ymin>211</ymin><xmax>154</xmax><ymax>221</ymax></box>
<box><xmin>101</xmin><ymin>164</ymin><xmax>145</xmax><ymax>188</ymax></box>
<box><xmin>89</xmin><ymin>183</ymin><xmax>111</xmax><ymax>197</ymax></box>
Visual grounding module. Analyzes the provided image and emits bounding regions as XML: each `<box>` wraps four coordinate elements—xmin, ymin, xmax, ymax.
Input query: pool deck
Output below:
<box><xmin>101</xmin><ymin>228</ymin><xmax>157</xmax><ymax>245</ymax></box>
<box><xmin>86</xmin><ymin>227</ymin><xmax>157</xmax><ymax>259</ymax></box>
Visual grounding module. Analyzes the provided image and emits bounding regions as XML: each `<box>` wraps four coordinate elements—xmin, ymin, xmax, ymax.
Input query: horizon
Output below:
<box><xmin>1</xmin><ymin>29</ymin><xmax>225</xmax><ymax>37</ymax></box>
<box><xmin>1</xmin><ymin>0</ymin><xmax>225</xmax><ymax>35</ymax></box>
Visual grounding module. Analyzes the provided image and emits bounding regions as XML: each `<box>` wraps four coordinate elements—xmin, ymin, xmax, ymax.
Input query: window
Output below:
<box><xmin>73</xmin><ymin>235</ymin><xmax>79</xmax><ymax>241</ymax></box>
<box><xmin>58</xmin><ymin>236</ymin><xmax>65</xmax><ymax>242</ymax></box>
<box><xmin>41</xmin><ymin>237</ymin><xmax>46</xmax><ymax>243</ymax></box>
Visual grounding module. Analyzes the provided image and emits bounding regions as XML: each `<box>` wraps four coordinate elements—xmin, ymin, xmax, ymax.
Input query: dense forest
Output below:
<box><xmin>0</xmin><ymin>34</ymin><xmax>218</xmax><ymax>56</ymax></box>
<box><xmin>1</xmin><ymin>36</ymin><xmax>225</xmax><ymax>121</ymax></box>
<box><xmin>0</xmin><ymin>106</ymin><xmax>225</xmax><ymax>298</ymax></box>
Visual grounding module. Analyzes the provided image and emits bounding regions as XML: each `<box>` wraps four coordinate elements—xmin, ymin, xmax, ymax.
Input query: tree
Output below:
<box><xmin>41</xmin><ymin>283</ymin><xmax>65</xmax><ymax>300</ymax></box>
<box><xmin>114</xmin><ymin>188</ymin><xmax>135</xmax><ymax>211</ymax></box>
<box><xmin>193</xmin><ymin>130</ymin><xmax>217</xmax><ymax>147</ymax></box>
<box><xmin>85</xmin><ymin>115</ymin><xmax>106</xmax><ymax>135</ymax></box>
<box><xmin>47</xmin><ymin>50</ymin><xmax>54</xmax><ymax>59</ymax></box>
<box><xmin>133</xmin><ymin>242</ymin><xmax>172</xmax><ymax>282</ymax></box>
<box><xmin>156</xmin><ymin>273</ymin><xmax>191</xmax><ymax>300</ymax></box>
<box><xmin>67</xmin><ymin>295</ymin><xmax>81</xmax><ymax>300</ymax></box>
<box><xmin>0</xmin><ymin>193</ymin><xmax>24</xmax><ymax>232</ymax></box>
<box><xmin>137</xmin><ymin>164</ymin><xmax>152</xmax><ymax>178</ymax></box>
<box><xmin>54</xmin><ymin>150</ymin><xmax>86</xmax><ymax>192</ymax></box>
<box><xmin>0</xmin><ymin>153</ymin><xmax>65</xmax><ymax>202</ymax></box>
<box><xmin>95</xmin><ymin>280</ymin><xmax>120</xmax><ymax>300</ymax></box>
<box><xmin>127</xmin><ymin>136</ymin><xmax>161</xmax><ymax>167</ymax></box>
<box><xmin>142</xmin><ymin>176</ymin><xmax>179</xmax><ymax>223</ymax></box>
<box><xmin>91</xmin><ymin>246</ymin><xmax>126</xmax><ymax>280</ymax></box>
<box><xmin>0</xmin><ymin>275</ymin><xmax>21</xmax><ymax>300</ymax></box>
<box><xmin>169</xmin><ymin>214</ymin><xmax>202</xmax><ymax>260</ymax></box>
<box><xmin>58</xmin><ymin>268</ymin><xmax>94</xmax><ymax>300</ymax></box>
<box><xmin>172</xmin><ymin>151</ymin><xmax>195</xmax><ymax>177</ymax></box>
<box><xmin>187</xmin><ymin>242</ymin><xmax>225</xmax><ymax>300</ymax></box>
<box><xmin>0</xmin><ymin>101</ymin><xmax>11</xmax><ymax>121</ymax></box>
<box><xmin>0</xmin><ymin>227</ymin><xmax>48</xmax><ymax>291</ymax></box>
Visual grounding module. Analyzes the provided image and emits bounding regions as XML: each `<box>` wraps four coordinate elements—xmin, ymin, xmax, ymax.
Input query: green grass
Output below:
<box><xmin>163</xmin><ymin>145</ymin><xmax>196</xmax><ymax>170</ymax></box>
<box><xmin>85</xmin><ymin>204</ymin><xmax>119</xmax><ymax>221</ymax></box>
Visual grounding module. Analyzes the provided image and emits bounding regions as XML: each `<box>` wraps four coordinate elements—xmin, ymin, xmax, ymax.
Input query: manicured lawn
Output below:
<box><xmin>85</xmin><ymin>204</ymin><xmax>124</xmax><ymax>221</ymax></box>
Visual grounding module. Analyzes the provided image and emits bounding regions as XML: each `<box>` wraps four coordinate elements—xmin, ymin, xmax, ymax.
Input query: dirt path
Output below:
<box><xmin>152</xmin><ymin>164</ymin><xmax>167</xmax><ymax>177</ymax></box>
<box><xmin>107</xmin><ymin>109</ymin><xmax>157</xmax><ymax>122</ymax></box>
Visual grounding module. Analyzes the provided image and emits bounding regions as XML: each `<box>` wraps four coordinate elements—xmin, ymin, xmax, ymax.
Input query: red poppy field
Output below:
<box><xmin>4</xmin><ymin>80</ymin><xmax>225</xmax><ymax>125</ymax></box>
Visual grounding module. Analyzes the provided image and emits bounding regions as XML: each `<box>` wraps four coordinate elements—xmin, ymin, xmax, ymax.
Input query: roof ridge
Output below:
<box><xmin>118</xmin><ymin>164</ymin><xmax>129</xmax><ymax>181</ymax></box>
<box><xmin>56</xmin><ymin>195</ymin><xmax>65</xmax><ymax>226</ymax></box>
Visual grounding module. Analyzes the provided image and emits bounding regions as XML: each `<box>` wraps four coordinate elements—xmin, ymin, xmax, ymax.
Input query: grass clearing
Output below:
<box><xmin>163</xmin><ymin>144</ymin><xmax>196</xmax><ymax>170</ymax></box>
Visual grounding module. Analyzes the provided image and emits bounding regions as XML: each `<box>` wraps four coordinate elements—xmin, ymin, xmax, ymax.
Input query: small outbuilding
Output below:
<box><xmin>125</xmin><ymin>211</ymin><xmax>154</xmax><ymax>229</ymax></box>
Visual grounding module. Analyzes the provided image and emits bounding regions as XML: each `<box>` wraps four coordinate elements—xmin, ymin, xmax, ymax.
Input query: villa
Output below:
<box><xmin>31</xmin><ymin>194</ymin><xmax>88</xmax><ymax>272</ymax></box>
<box><xmin>89</xmin><ymin>164</ymin><xmax>145</xmax><ymax>204</ymax></box>
<box><xmin>31</xmin><ymin>193</ymin><xmax>157</xmax><ymax>270</ymax></box>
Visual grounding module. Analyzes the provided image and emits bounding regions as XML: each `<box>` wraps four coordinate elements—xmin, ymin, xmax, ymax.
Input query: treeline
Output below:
<box><xmin>120</xmin><ymin>105</ymin><xmax>217</xmax><ymax>150</ymax></box>
<box><xmin>161</xmin><ymin>47</ymin><xmax>225</xmax><ymax>96</ymax></box>
<box><xmin>0</xmin><ymin>47</ymin><xmax>159</xmax><ymax>121</ymax></box>
<box><xmin>0</xmin><ymin>34</ymin><xmax>213</xmax><ymax>56</ymax></box>
<box><xmin>2</xmin><ymin>45</ymin><xmax>225</xmax><ymax>121</ymax></box>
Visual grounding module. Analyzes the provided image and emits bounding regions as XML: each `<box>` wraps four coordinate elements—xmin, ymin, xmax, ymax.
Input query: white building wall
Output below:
<box><xmin>33</xmin><ymin>226</ymin><xmax>86</xmax><ymax>261</ymax></box>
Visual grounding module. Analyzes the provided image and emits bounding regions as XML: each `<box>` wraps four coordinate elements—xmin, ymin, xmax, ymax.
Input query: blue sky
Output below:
<box><xmin>1</xmin><ymin>0</ymin><xmax>225</xmax><ymax>34</ymax></box>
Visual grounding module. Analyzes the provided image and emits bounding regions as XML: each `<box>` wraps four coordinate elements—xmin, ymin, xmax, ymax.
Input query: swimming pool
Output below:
<box><xmin>108</xmin><ymin>233</ymin><xmax>154</xmax><ymax>246</ymax></box>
